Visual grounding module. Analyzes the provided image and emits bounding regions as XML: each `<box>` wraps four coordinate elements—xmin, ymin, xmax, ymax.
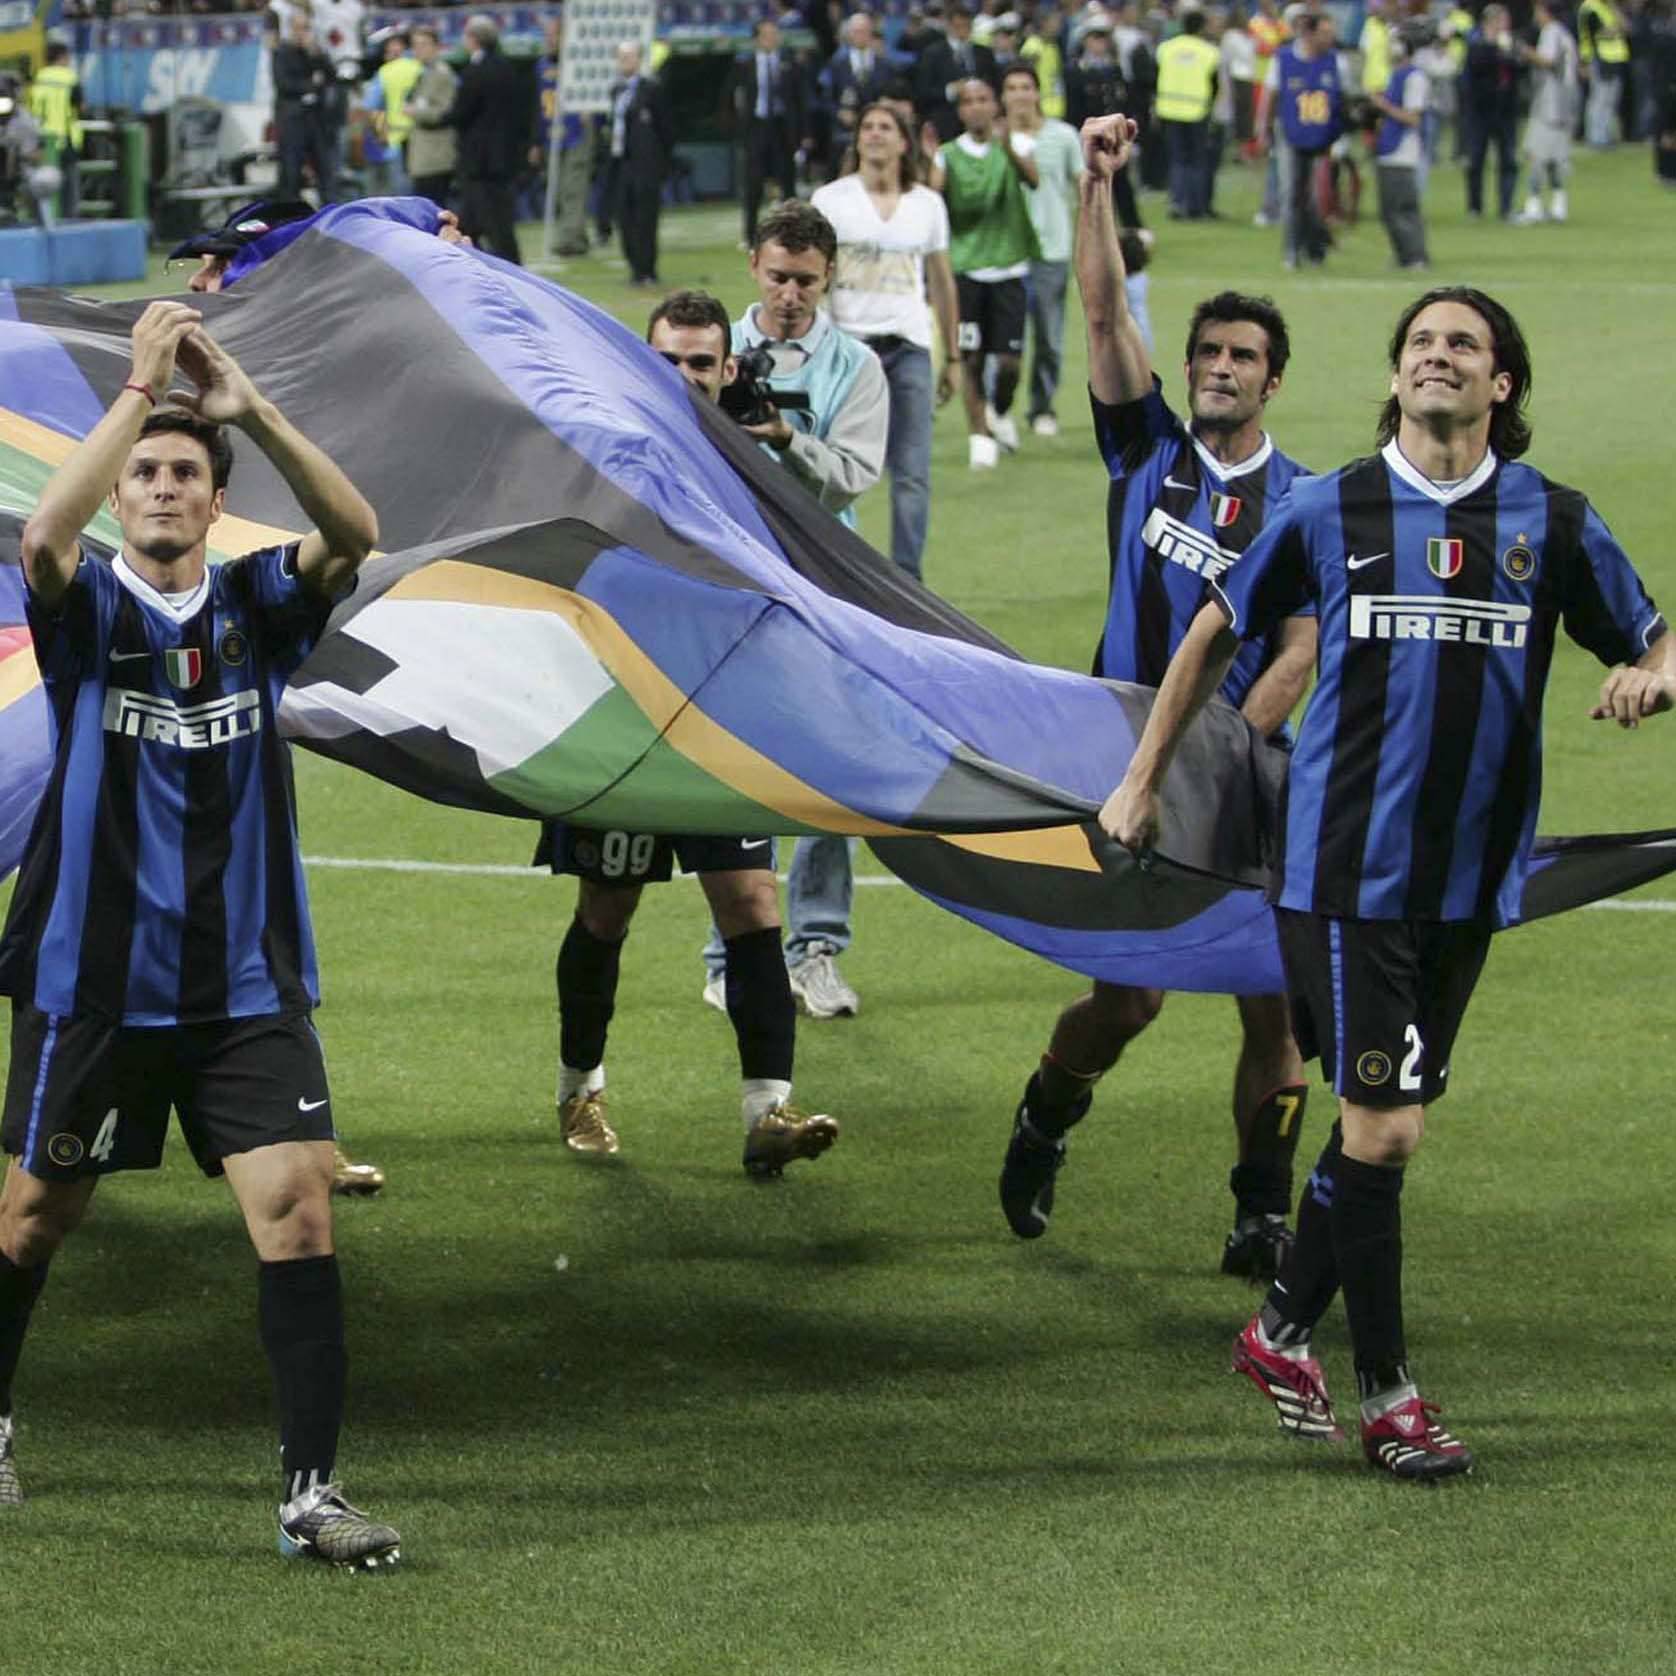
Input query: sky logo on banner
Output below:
<box><xmin>1210</xmin><ymin>492</ymin><xmax>1241</xmax><ymax>529</ymax></box>
<box><xmin>1426</xmin><ymin>537</ymin><xmax>1464</xmax><ymax>580</ymax></box>
<box><xmin>164</xmin><ymin>647</ymin><xmax>202</xmax><ymax>689</ymax></box>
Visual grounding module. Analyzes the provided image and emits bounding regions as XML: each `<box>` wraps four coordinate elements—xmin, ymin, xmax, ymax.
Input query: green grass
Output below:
<box><xmin>4</xmin><ymin>148</ymin><xmax>1676</xmax><ymax>1675</ymax></box>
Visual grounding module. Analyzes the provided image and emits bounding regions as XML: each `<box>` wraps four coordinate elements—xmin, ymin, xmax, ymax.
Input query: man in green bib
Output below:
<box><xmin>929</xmin><ymin>77</ymin><xmax>1039</xmax><ymax>470</ymax></box>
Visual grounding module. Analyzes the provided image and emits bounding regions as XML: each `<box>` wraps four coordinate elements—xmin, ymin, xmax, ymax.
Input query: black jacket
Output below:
<box><xmin>272</xmin><ymin>42</ymin><xmax>333</xmax><ymax>111</ymax></box>
<box><xmin>447</xmin><ymin>43</ymin><xmax>533</xmax><ymax>181</ymax></box>
<box><xmin>916</xmin><ymin>36</ymin><xmax>1000</xmax><ymax>138</ymax></box>
<box><xmin>611</xmin><ymin>74</ymin><xmax>676</xmax><ymax>177</ymax></box>
<box><xmin>728</xmin><ymin>50</ymin><xmax>810</xmax><ymax>137</ymax></box>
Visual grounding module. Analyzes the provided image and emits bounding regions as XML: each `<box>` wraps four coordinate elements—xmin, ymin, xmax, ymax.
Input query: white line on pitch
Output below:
<box><xmin>301</xmin><ymin>854</ymin><xmax>1676</xmax><ymax>911</ymax></box>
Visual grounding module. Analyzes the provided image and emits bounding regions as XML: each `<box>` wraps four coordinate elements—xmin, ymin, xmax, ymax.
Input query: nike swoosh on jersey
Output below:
<box><xmin>108</xmin><ymin>650</ymin><xmax>153</xmax><ymax>662</ymax></box>
<box><xmin>740</xmin><ymin>838</ymin><xmax>771</xmax><ymax>849</ymax></box>
<box><xmin>1346</xmin><ymin>552</ymin><xmax>1389</xmax><ymax>570</ymax></box>
<box><xmin>1162</xmin><ymin>474</ymin><xmax>1197</xmax><ymax>492</ymax></box>
<box><xmin>298</xmin><ymin>1097</ymin><xmax>329</xmax><ymax>1112</ymax></box>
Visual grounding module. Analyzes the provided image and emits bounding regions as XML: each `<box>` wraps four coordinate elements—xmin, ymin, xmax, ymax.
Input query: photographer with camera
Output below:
<box><xmin>706</xmin><ymin>200</ymin><xmax>888</xmax><ymax>1022</ymax></box>
<box><xmin>535</xmin><ymin>291</ymin><xmax>838</xmax><ymax>1179</ymax></box>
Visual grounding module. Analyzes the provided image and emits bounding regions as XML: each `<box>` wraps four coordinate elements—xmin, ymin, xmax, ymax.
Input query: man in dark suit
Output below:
<box><xmin>272</xmin><ymin>12</ymin><xmax>338</xmax><ymax>203</ymax></box>
<box><xmin>730</xmin><ymin>19</ymin><xmax>810</xmax><ymax>245</ymax></box>
<box><xmin>819</xmin><ymin>13</ymin><xmax>894</xmax><ymax>169</ymax></box>
<box><xmin>916</xmin><ymin>4</ymin><xmax>999</xmax><ymax>141</ymax></box>
<box><xmin>606</xmin><ymin>40</ymin><xmax>675</xmax><ymax>287</ymax></box>
<box><xmin>439</xmin><ymin>15</ymin><xmax>531</xmax><ymax>264</ymax></box>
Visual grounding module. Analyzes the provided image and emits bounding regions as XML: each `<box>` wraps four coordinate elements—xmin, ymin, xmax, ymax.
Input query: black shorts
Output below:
<box><xmin>955</xmin><ymin>274</ymin><xmax>1028</xmax><ymax>358</ymax></box>
<box><xmin>1274</xmin><ymin>911</ymin><xmax>1492</xmax><ymax>1109</ymax></box>
<box><xmin>2</xmin><ymin>1005</ymin><xmax>335</xmax><ymax>1182</ymax></box>
<box><xmin>533</xmin><ymin>822</ymin><xmax>774</xmax><ymax>886</ymax></box>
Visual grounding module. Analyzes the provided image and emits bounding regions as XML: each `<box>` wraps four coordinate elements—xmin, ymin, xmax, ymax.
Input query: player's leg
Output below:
<box><xmin>555</xmin><ymin>875</ymin><xmax>644</xmax><ymax>1155</ymax></box>
<box><xmin>958</xmin><ymin>275</ymin><xmax>997</xmax><ymax>468</ymax></box>
<box><xmin>1221</xmin><ymin>992</ymin><xmax>1310</xmax><ymax>1281</ymax></box>
<box><xmin>201</xmin><ymin>1017</ymin><xmax>399</xmax><ymax>1567</ymax></box>
<box><xmin>998</xmin><ymin>981</ymin><xmax>1165</xmax><ymax>1239</ymax></box>
<box><xmin>698</xmin><ymin>856</ymin><xmax>837</xmax><ymax>1177</ymax></box>
<box><xmin>984</xmin><ymin>280</ymin><xmax>1026</xmax><ymax>451</ymax></box>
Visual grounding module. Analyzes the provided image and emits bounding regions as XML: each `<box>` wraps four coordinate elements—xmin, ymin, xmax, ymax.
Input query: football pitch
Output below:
<box><xmin>2</xmin><ymin>149</ymin><xmax>1674</xmax><ymax>1675</ymax></box>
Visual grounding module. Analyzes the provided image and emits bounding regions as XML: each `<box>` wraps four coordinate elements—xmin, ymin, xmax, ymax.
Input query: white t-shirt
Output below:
<box><xmin>810</xmin><ymin>174</ymin><xmax>951</xmax><ymax>350</ymax></box>
<box><xmin>1381</xmin><ymin>66</ymin><xmax>1429</xmax><ymax>169</ymax></box>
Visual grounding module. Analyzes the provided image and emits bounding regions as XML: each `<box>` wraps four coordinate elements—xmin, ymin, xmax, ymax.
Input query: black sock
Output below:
<box><xmin>1231</xmin><ymin>1083</ymin><xmax>1309</xmax><ymax>1218</ymax></box>
<box><xmin>1025</xmin><ymin>1056</ymin><xmax>1096</xmax><ymax>1139</ymax></box>
<box><xmin>1329</xmin><ymin>1155</ymin><xmax>1408</xmax><ymax>1397</ymax></box>
<box><xmin>556</xmin><ymin>915</ymin><xmax>624</xmax><ymax>1073</ymax></box>
<box><xmin>723</xmin><ymin>926</ymin><xmax>795</xmax><ymax>1082</ymax></box>
<box><xmin>0</xmin><ymin>1254</ymin><xmax>49</xmax><ymax>1415</ymax></box>
<box><xmin>992</xmin><ymin>362</ymin><xmax>1020</xmax><ymax>417</ymax></box>
<box><xmin>259</xmin><ymin>1254</ymin><xmax>346</xmax><ymax>1503</ymax></box>
<box><xmin>1259</xmin><ymin>1120</ymin><xmax>1343</xmax><ymax>1345</ymax></box>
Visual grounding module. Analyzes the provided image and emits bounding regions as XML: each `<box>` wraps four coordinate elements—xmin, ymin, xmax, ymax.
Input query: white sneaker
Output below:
<box><xmin>1030</xmin><ymin>414</ymin><xmax>1059</xmax><ymax>438</ymax></box>
<box><xmin>1550</xmin><ymin>190</ymin><xmax>1568</xmax><ymax>222</ymax></box>
<box><xmin>0</xmin><ymin>1413</ymin><xmax>22</xmax><ymax>1507</ymax></box>
<box><xmin>969</xmin><ymin>433</ymin><xmax>1000</xmax><ymax>471</ymax></box>
<box><xmin>986</xmin><ymin>406</ymin><xmax>1020</xmax><ymax>453</ymax></box>
<box><xmin>702</xmin><ymin>970</ymin><xmax>726</xmax><ymax>1012</ymax></box>
<box><xmin>1513</xmin><ymin>197</ymin><xmax>1545</xmax><ymax>224</ymax></box>
<box><xmin>788</xmin><ymin>943</ymin><xmax>859</xmax><ymax>1019</ymax></box>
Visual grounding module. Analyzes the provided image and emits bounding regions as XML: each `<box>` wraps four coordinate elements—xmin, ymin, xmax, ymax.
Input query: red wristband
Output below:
<box><xmin>122</xmin><ymin>381</ymin><xmax>157</xmax><ymax>407</ymax></box>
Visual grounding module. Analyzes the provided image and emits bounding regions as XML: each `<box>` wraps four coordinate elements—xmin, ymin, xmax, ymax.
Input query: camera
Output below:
<box><xmin>719</xmin><ymin>346</ymin><xmax>812</xmax><ymax>427</ymax></box>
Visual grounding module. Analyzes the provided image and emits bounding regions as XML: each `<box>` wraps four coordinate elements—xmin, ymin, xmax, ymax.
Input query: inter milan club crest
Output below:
<box><xmin>1209</xmin><ymin>492</ymin><xmax>1242</xmax><ymax>529</ymax></box>
<box><xmin>1426</xmin><ymin>537</ymin><xmax>1464</xmax><ymax>580</ymax></box>
<box><xmin>218</xmin><ymin>626</ymin><xmax>248</xmax><ymax>667</ymax></box>
<box><xmin>1502</xmin><ymin>540</ymin><xmax>1536</xmax><ymax>582</ymax></box>
<box><xmin>164</xmin><ymin>647</ymin><xmax>203</xmax><ymax>690</ymax></box>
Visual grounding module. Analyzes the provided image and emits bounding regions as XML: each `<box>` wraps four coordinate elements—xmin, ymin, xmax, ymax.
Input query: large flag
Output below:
<box><xmin>3</xmin><ymin>202</ymin><xmax>1672</xmax><ymax>995</ymax></box>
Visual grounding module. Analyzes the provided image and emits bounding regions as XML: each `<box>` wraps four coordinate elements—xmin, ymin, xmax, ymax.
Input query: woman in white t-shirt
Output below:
<box><xmin>810</xmin><ymin>103</ymin><xmax>961</xmax><ymax>581</ymax></box>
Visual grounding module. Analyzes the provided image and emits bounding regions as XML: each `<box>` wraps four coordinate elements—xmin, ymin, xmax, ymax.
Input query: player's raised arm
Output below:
<box><xmin>20</xmin><ymin>301</ymin><xmax>202</xmax><ymax>606</ymax></box>
<box><xmin>1591</xmin><ymin>629</ymin><xmax>1676</xmax><ymax>727</ymax></box>
<box><xmin>1075</xmin><ymin>115</ymin><xmax>1151</xmax><ymax>408</ymax></box>
<box><xmin>173</xmin><ymin>327</ymin><xmax>378</xmax><ymax>596</ymax></box>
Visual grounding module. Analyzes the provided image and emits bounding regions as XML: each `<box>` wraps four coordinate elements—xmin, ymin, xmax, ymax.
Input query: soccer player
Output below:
<box><xmin>0</xmin><ymin>303</ymin><xmax>400</xmax><ymax>1560</ymax></box>
<box><xmin>1101</xmin><ymin>286</ymin><xmax>1673</xmax><ymax>1479</ymax></box>
<box><xmin>928</xmin><ymin>76</ymin><xmax>1040</xmax><ymax>470</ymax></box>
<box><xmin>998</xmin><ymin>113</ymin><xmax>1316</xmax><ymax>1280</ymax></box>
<box><xmin>534</xmin><ymin>290</ymin><xmax>838</xmax><ymax>1179</ymax></box>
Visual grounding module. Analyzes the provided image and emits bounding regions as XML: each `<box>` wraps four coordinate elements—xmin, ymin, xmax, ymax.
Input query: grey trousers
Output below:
<box><xmin>1377</xmin><ymin>163</ymin><xmax>1427</xmax><ymax>268</ymax></box>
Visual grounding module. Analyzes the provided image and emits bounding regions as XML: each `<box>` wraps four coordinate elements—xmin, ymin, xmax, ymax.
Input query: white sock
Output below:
<box><xmin>741</xmin><ymin>1078</ymin><xmax>792</xmax><ymax>1131</ymax></box>
<box><xmin>1255</xmin><ymin>1318</ymin><xmax>1312</xmax><ymax>1363</ymax></box>
<box><xmin>558</xmin><ymin>1063</ymin><xmax>605</xmax><ymax>1105</ymax></box>
<box><xmin>1360</xmin><ymin>1381</ymin><xmax>1421</xmax><ymax>1424</ymax></box>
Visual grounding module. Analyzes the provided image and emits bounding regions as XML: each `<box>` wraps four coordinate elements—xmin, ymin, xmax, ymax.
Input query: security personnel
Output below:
<box><xmin>1578</xmin><ymin>0</ymin><xmax>1629</xmax><ymax>146</ymax></box>
<box><xmin>1359</xmin><ymin>0</ymin><xmax>1392</xmax><ymax>97</ymax></box>
<box><xmin>27</xmin><ymin>42</ymin><xmax>81</xmax><ymax>218</ymax></box>
<box><xmin>375</xmin><ymin>33</ymin><xmax>423</xmax><ymax>160</ymax></box>
<box><xmin>1020</xmin><ymin>20</ymin><xmax>1067</xmax><ymax>118</ymax></box>
<box><xmin>1155</xmin><ymin>9</ymin><xmax>1220</xmax><ymax>218</ymax></box>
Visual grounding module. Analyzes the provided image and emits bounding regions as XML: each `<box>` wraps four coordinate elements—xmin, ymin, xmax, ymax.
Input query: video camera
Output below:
<box><xmin>719</xmin><ymin>346</ymin><xmax>812</xmax><ymax>427</ymax></box>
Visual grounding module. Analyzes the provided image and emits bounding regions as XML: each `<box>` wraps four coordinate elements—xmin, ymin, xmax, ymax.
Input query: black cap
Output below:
<box><xmin>167</xmin><ymin>199</ymin><xmax>317</xmax><ymax>263</ymax></box>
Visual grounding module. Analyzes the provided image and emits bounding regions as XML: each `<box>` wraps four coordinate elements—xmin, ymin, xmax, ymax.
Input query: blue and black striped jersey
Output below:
<box><xmin>1091</xmin><ymin>379</ymin><xmax>1312</xmax><ymax>711</ymax></box>
<box><xmin>0</xmin><ymin>545</ymin><xmax>333</xmax><ymax>1025</ymax></box>
<box><xmin>1214</xmin><ymin>442</ymin><xmax>1667</xmax><ymax>927</ymax></box>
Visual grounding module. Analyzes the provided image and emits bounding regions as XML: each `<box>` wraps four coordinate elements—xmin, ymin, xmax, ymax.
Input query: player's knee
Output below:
<box><xmin>705</xmin><ymin>872</ymin><xmax>780</xmax><ymax>939</ymax></box>
<box><xmin>1342</xmin><ymin>1102</ymin><xmax>1423</xmax><ymax>1166</ymax></box>
<box><xmin>577</xmin><ymin>882</ymin><xmax>639</xmax><ymax>941</ymax></box>
<box><xmin>1094</xmin><ymin>982</ymin><xmax>1166</xmax><ymax>1039</ymax></box>
<box><xmin>1</xmin><ymin>1207</ymin><xmax>75</xmax><ymax>1267</ymax></box>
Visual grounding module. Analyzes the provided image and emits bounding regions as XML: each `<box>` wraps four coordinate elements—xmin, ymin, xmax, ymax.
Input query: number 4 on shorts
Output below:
<box><xmin>90</xmin><ymin>1108</ymin><xmax>119</xmax><ymax>1163</ymax></box>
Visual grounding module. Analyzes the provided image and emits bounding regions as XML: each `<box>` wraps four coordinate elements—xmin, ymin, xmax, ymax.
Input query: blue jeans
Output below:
<box><xmin>1165</xmin><ymin>119</ymin><xmax>1211</xmax><ymax>217</ymax></box>
<box><xmin>700</xmin><ymin>835</ymin><xmax>855</xmax><ymax>976</ymax></box>
<box><xmin>873</xmin><ymin>338</ymin><xmax>933</xmax><ymax>581</ymax></box>
<box><xmin>1026</xmin><ymin>258</ymin><xmax>1068</xmax><ymax>422</ymax></box>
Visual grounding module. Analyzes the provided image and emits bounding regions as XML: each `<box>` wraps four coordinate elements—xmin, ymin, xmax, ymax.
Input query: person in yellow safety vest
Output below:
<box><xmin>1359</xmin><ymin>0</ymin><xmax>1392</xmax><ymax>97</ymax></box>
<box><xmin>1156</xmin><ymin>8</ymin><xmax>1221</xmax><ymax>218</ymax></box>
<box><xmin>27</xmin><ymin>41</ymin><xmax>81</xmax><ymax>219</ymax></box>
<box><xmin>1021</xmin><ymin>6</ymin><xmax>1068</xmax><ymax>118</ymax></box>
<box><xmin>361</xmin><ymin>32</ymin><xmax>422</xmax><ymax>194</ymax></box>
<box><xmin>1578</xmin><ymin>0</ymin><xmax>1628</xmax><ymax>147</ymax></box>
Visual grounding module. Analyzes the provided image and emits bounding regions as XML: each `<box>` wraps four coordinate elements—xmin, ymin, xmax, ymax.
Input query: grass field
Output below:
<box><xmin>3</xmin><ymin>147</ymin><xmax>1675</xmax><ymax>1676</ymax></box>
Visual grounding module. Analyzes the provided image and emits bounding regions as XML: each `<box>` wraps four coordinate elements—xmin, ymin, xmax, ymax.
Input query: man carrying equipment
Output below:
<box><xmin>999</xmin><ymin>113</ymin><xmax>1316</xmax><ymax>1280</ymax></box>
<box><xmin>1103</xmin><ymin>285</ymin><xmax>1673</xmax><ymax>1479</ymax></box>
<box><xmin>0</xmin><ymin>303</ymin><xmax>399</xmax><ymax>1562</ymax></box>
<box><xmin>536</xmin><ymin>291</ymin><xmax>838</xmax><ymax>1181</ymax></box>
